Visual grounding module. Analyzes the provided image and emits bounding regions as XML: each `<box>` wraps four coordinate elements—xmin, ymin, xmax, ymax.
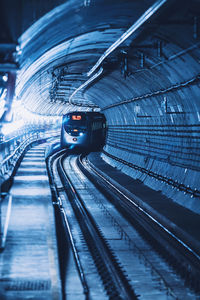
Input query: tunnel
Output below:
<box><xmin>1</xmin><ymin>0</ymin><xmax>199</xmax><ymax>212</ymax></box>
<box><xmin>0</xmin><ymin>0</ymin><xmax>200</xmax><ymax>298</ymax></box>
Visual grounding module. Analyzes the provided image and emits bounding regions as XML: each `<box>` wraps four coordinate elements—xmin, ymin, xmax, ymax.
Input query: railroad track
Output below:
<box><xmin>47</xmin><ymin>150</ymin><xmax>200</xmax><ymax>299</ymax></box>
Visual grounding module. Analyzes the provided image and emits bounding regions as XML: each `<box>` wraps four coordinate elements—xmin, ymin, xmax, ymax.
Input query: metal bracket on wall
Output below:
<box><xmin>163</xmin><ymin>96</ymin><xmax>185</xmax><ymax>114</ymax></box>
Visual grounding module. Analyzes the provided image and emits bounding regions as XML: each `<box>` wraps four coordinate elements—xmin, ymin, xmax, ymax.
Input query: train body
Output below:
<box><xmin>60</xmin><ymin>111</ymin><xmax>106</xmax><ymax>150</ymax></box>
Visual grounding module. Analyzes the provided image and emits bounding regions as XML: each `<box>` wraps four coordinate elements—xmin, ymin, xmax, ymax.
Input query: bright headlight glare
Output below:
<box><xmin>2</xmin><ymin>74</ymin><xmax>8</xmax><ymax>82</ymax></box>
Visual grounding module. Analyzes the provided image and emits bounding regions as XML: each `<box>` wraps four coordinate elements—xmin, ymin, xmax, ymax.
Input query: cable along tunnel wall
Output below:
<box><xmin>99</xmin><ymin>45</ymin><xmax>200</xmax><ymax>214</ymax></box>
<box><xmin>14</xmin><ymin>0</ymin><xmax>200</xmax><ymax>213</ymax></box>
<box><xmin>103</xmin><ymin>109</ymin><xmax>200</xmax><ymax>213</ymax></box>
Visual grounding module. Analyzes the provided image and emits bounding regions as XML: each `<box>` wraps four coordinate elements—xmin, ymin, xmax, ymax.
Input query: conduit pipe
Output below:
<box><xmin>87</xmin><ymin>0</ymin><xmax>168</xmax><ymax>77</ymax></box>
<box><xmin>68</xmin><ymin>0</ymin><xmax>168</xmax><ymax>107</ymax></box>
<box><xmin>68</xmin><ymin>67</ymin><xmax>103</xmax><ymax>105</ymax></box>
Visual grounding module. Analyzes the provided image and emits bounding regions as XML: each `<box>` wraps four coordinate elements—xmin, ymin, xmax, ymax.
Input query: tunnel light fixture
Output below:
<box><xmin>87</xmin><ymin>0</ymin><xmax>168</xmax><ymax>77</ymax></box>
<box><xmin>69</xmin><ymin>67</ymin><xmax>103</xmax><ymax>105</ymax></box>
<box><xmin>2</xmin><ymin>74</ymin><xmax>8</xmax><ymax>82</ymax></box>
<box><xmin>16</xmin><ymin>45</ymin><xmax>22</xmax><ymax>55</ymax></box>
<box><xmin>0</xmin><ymin>89</ymin><xmax>7</xmax><ymax>100</ymax></box>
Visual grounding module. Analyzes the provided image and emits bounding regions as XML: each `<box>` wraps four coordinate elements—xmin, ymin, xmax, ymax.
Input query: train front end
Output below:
<box><xmin>61</xmin><ymin>113</ymin><xmax>89</xmax><ymax>148</ymax></box>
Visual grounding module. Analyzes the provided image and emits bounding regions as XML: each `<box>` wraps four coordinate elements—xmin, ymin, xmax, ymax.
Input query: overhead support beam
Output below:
<box><xmin>69</xmin><ymin>67</ymin><xmax>103</xmax><ymax>105</ymax></box>
<box><xmin>87</xmin><ymin>0</ymin><xmax>168</xmax><ymax>77</ymax></box>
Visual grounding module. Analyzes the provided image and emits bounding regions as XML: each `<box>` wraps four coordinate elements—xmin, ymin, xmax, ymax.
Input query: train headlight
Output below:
<box><xmin>79</xmin><ymin>132</ymin><xmax>84</xmax><ymax>136</ymax></box>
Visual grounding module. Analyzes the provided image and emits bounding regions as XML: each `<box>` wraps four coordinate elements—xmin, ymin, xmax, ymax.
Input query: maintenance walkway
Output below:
<box><xmin>0</xmin><ymin>143</ymin><xmax>61</xmax><ymax>299</ymax></box>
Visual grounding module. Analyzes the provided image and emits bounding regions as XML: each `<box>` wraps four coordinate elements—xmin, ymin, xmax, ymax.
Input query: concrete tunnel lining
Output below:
<box><xmin>9</xmin><ymin>0</ymin><xmax>200</xmax><ymax>213</ymax></box>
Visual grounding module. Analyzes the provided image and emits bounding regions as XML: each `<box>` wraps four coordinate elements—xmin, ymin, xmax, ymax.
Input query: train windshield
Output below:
<box><xmin>63</xmin><ymin>114</ymin><xmax>87</xmax><ymax>136</ymax></box>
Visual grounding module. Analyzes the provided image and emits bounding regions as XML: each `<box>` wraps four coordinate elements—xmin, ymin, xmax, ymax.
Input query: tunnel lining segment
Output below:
<box><xmin>102</xmin><ymin>73</ymin><xmax>200</xmax><ymax>111</ymax></box>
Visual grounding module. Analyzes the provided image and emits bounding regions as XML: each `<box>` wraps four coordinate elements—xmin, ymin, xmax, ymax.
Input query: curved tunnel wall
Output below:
<box><xmin>16</xmin><ymin>0</ymin><xmax>200</xmax><ymax>214</ymax></box>
<box><xmin>85</xmin><ymin>24</ymin><xmax>200</xmax><ymax>213</ymax></box>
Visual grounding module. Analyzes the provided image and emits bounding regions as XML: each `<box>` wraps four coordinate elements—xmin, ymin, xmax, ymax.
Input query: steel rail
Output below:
<box><xmin>57</xmin><ymin>155</ymin><xmax>89</xmax><ymax>298</ymax></box>
<box><xmin>46</xmin><ymin>150</ymin><xmax>89</xmax><ymax>298</ymax></box>
<box><xmin>79</xmin><ymin>154</ymin><xmax>200</xmax><ymax>291</ymax></box>
<box><xmin>60</xmin><ymin>205</ymin><xmax>89</xmax><ymax>298</ymax></box>
<box><xmin>58</xmin><ymin>153</ymin><xmax>138</xmax><ymax>300</ymax></box>
<box><xmin>84</xmin><ymin>156</ymin><xmax>200</xmax><ymax>260</ymax></box>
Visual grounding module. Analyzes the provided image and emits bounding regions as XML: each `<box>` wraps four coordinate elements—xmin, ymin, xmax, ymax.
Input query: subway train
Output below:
<box><xmin>60</xmin><ymin>111</ymin><xmax>107</xmax><ymax>150</ymax></box>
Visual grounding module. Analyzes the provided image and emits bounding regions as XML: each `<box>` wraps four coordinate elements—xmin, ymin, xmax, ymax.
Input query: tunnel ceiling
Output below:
<box><xmin>1</xmin><ymin>0</ymin><xmax>200</xmax><ymax>212</ymax></box>
<box><xmin>1</xmin><ymin>0</ymin><xmax>200</xmax><ymax>117</ymax></box>
<box><xmin>16</xmin><ymin>0</ymin><xmax>157</xmax><ymax>115</ymax></box>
